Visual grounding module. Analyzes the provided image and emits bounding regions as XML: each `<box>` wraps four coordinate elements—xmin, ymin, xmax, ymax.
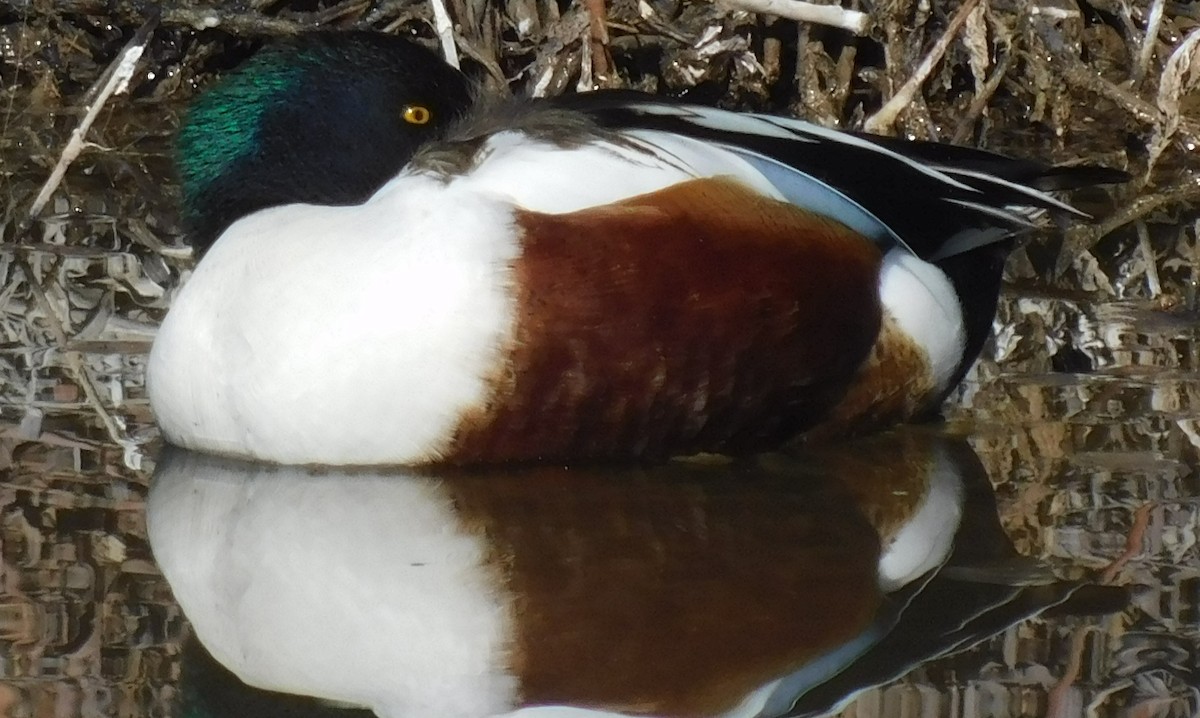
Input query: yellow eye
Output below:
<box><xmin>402</xmin><ymin>104</ymin><xmax>432</xmax><ymax>125</ymax></box>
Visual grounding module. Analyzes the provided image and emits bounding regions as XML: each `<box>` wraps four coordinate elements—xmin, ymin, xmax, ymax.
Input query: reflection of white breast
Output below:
<box><xmin>876</xmin><ymin>442</ymin><xmax>965</xmax><ymax>592</ymax></box>
<box><xmin>147</xmin><ymin>454</ymin><xmax>518</xmax><ymax>718</ymax></box>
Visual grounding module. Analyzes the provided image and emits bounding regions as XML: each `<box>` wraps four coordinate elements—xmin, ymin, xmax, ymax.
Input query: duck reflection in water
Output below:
<box><xmin>148</xmin><ymin>430</ymin><xmax>1125</xmax><ymax>718</ymax></box>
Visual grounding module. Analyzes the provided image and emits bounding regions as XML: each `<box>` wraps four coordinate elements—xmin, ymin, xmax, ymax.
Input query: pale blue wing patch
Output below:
<box><xmin>720</xmin><ymin>143</ymin><xmax>910</xmax><ymax>253</ymax></box>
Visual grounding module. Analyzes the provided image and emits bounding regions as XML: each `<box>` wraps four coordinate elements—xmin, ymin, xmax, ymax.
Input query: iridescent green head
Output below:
<box><xmin>177</xmin><ymin>31</ymin><xmax>473</xmax><ymax>250</ymax></box>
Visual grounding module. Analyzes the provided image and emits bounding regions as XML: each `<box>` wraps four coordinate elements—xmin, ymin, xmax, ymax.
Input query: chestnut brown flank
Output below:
<box><xmin>802</xmin><ymin>312</ymin><xmax>937</xmax><ymax>441</ymax></box>
<box><xmin>446</xmin><ymin>177</ymin><xmax>883</xmax><ymax>463</ymax></box>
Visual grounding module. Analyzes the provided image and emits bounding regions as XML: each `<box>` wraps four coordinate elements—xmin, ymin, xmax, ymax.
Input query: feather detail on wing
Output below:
<box><xmin>551</xmin><ymin>92</ymin><xmax>1126</xmax><ymax>263</ymax></box>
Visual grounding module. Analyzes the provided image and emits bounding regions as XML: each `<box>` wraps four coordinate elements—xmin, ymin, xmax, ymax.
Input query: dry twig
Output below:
<box><xmin>1091</xmin><ymin>175</ymin><xmax>1200</xmax><ymax>242</ymax></box>
<box><xmin>583</xmin><ymin>0</ymin><xmax>611</xmax><ymax>84</ymax></box>
<box><xmin>429</xmin><ymin>0</ymin><xmax>460</xmax><ymax>69</ymax></box>
<box><xmin>1100</xmin><ymin>503</ymin><xmax>1154</xmax><ymax>583</ymax></box>
<box><xmin>952</xmin><ymin>50</ymin><xmax>1013</xmax><ymax>144</ymax></box>
<box><xmin>27</xmin><ymin>16</ymin><xmax>156</xmax><ymax>220</ymax></box>
<box><xmin>1136</xmin><ymin>0</ymin><xmax>1167</xmax><ymax>83</ymax></box>
<box><xmin>1062</xmin><ymin>62</ymin><xmax>1200</xmax><ymax>148</ymax></box>
<box><xmin>864</xmin><ymin>0</ymin><xmax>982</xmax><ymax>133</ymax></box>
<box><xmin>720</xmin><ymin>0</ymin><xmax>869</xmax><ymax>35</ymax></box>
<box><xmin>1045</xmin><ymin>626</ymin><xmax>1091</xmax><ymax>718</ymax></box>
<box><xmin>15</xmin><ymin>257</ymin><xmax>129</xmax><ymax>452</ymax></box>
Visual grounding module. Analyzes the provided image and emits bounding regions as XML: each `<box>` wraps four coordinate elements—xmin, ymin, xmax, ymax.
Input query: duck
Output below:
<box><xmin>148</xmin><ymin>30</ymin><xmax>1125</xmax><ymax>466</ymax></box>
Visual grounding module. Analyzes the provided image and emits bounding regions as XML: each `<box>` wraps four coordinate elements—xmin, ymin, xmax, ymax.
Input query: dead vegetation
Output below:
<box><xmin>0</xmin><ymin>0</ymin><xmax>1198</xmax><ymax>463</ymax></box>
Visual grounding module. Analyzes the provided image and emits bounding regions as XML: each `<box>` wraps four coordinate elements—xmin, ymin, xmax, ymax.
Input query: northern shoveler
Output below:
<box><xmin>148</xmin><ymin>31</ymin><xmax>1124</xmax><ymax>465</ymax></box>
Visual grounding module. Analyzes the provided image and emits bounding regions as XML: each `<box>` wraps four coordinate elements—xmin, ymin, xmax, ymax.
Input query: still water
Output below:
<box><xmin>2</xmin><ymin>383</ymin><xmax>1197</xmax><ymax>717</ymax></box>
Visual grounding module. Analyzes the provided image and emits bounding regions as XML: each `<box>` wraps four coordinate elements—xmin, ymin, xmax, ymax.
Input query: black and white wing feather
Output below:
<box><xmin>553</xmin><ymin>92</ymin><xmax>1125</xmax><ymax>262</ymax></box>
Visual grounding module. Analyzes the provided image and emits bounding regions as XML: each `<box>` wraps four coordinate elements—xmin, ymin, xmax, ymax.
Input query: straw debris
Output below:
<box><xmin>1</xmin><ymin>0</ymin><xmax>1198</xmax><ymax>468</ymax></box>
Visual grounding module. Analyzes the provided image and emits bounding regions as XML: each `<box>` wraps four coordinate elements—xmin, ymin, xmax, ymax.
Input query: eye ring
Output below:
<box><xmin>402</xmin><ymin>104</ymin><xmax>433</xmax><ymax>125</ymax></box>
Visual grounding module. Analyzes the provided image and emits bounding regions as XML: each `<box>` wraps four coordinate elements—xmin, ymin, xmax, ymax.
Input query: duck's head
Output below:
<box><xmin>177</xmin><ymin>31</ymin><xmax>473</xmax><ymax>251</ymax></box>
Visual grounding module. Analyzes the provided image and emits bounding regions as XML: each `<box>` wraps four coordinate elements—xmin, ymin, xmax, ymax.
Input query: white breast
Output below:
<box><xmin>149</xmin><ymin>176</ymin><xmax>521</xmax><ymax>464</ymax></box>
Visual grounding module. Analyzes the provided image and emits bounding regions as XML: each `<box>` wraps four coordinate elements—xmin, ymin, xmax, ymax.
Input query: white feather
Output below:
<box><xmin>942</xmin><ymin>197</ymin><xmax>1038</xmax><ymax>227</ymax></box>
<box><xmin>629</xmin><ymin>102</ymin><xmax>807</xmax><ymax>141</ymax></box>
<box><xmin>877</xmin><ymin>250</ymin><xmax>967</xmax><ymax>394</ymax></box>
<box><xmin>452</xmin><ymin>129</ymin><xmax>788</xmax><ymax>213</ymax></box>
<box><xmin>939</xmin><ymin>167</ymin><xmax>1090</xmax><ymax>217</ymax></box>
<box><xmin>625</xmin><ymin>102</ymin><xmax>980</xmax><ymax>195</ymax></box>
<box><xmin>149</xmin><ymin>175</ymin><xmax>521</xmax><ymax>465</ymax></box>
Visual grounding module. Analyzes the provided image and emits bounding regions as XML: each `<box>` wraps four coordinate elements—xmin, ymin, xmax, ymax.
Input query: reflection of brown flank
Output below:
<box><xmin>440</xmin><ymin>463</ymin><xmax>883</xmax><ymax>715</ymax></box>
<box><xmin>445</xmin><ymin>177</ymin><xmax>883</xmax><ymax>463</ymax></box>
<box><xmin>793</xmin><ymin>429</ymin><xmax>941</xmax><ymax>544</ymax></box>
<box><xmin>802</xmin><ymin>312</ymin><xmax>936</xmax><ymax>442</ymax></box>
